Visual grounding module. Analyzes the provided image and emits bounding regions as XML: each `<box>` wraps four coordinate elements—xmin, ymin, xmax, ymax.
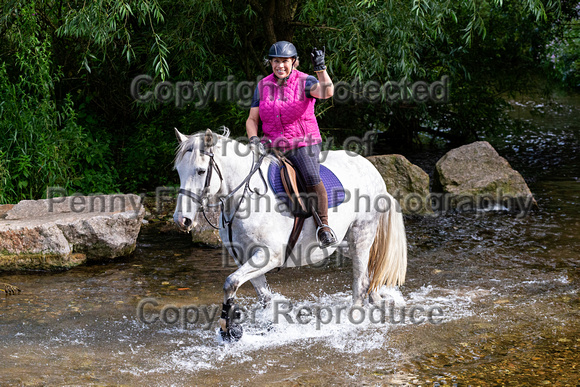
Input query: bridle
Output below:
<box><xmin>177</xmin><ymin>147</ymin><xmax>268</xmax><ymax>231</ymax></box>
<box><xmin>178</xmin><ymin>149</ymin><xmax>223</xmax><ymax>208</ymax></box>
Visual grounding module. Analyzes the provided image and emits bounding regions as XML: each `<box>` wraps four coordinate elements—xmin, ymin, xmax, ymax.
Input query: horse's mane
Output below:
<box><xmin>174</xmin><ymin>126</ymin><xmax>278</xmax><ymax>167</ymax></box>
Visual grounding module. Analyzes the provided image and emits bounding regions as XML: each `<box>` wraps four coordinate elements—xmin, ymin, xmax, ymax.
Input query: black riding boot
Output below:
<box><xmin>307</xmin><ymin>181</ymin><xmax>337</xmax><ymax>248</ymax></box>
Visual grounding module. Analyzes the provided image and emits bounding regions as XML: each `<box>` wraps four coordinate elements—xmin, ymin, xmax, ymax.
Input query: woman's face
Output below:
<box><xmin>270</xmin><ymin>57</ymin><xmax>294</xmax><ymax>79</ymax></box>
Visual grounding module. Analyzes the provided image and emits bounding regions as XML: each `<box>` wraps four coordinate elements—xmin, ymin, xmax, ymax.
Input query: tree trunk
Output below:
<box><xmin>250</xmin><ymin>0</ymin><xmax>300</xmax><ymax>44</ymax></box>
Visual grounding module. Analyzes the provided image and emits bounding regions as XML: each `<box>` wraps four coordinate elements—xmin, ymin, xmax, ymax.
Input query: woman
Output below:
<box><xmin>246</xmin><ymin>41</ymin><xmax>337</xmax><ymax>248</ymax></box>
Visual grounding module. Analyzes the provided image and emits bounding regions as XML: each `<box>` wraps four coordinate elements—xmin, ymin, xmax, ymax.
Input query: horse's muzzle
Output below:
<box><xmin>174</xmin><ymin>214</ymin><xmax>196</xmax><ymax>232</ymax></box>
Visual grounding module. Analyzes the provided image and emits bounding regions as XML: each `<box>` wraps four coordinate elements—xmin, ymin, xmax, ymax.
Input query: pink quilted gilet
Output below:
<box><xmin>258</xmin><ymin>70</ymin><xmax>321</xmax><ymax>150</ymax></box>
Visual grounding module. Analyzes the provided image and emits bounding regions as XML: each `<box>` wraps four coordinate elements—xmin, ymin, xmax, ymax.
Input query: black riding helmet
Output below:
<box><xmin>268</xmin><ymin>41</ymin><xmax>298</xmax><ymax>59</ymax></box>
<box><xmin>268</xmin><ymin>41</ymin><xmax>298</xmax><ymax>81</ymax></box>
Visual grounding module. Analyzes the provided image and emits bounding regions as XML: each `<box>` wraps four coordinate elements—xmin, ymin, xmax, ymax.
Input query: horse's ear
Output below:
<box><xmin>175</xmin><ymin>128</ymin><xmax>188</xmax><ymax>143</ymax></box>
<box><xmin>204</xmin><ymin>128</ymin><xmax>214</xmax><ymax>148</ymax></box>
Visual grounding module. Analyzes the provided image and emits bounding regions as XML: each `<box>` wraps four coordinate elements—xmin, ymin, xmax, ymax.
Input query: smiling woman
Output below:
<box><xmin>246</xmin><ymin>41</ymin><xmax>338</xmax><ymax>248</ymax></box>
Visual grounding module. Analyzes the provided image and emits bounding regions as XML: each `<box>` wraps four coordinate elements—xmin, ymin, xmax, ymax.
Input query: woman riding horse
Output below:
<box><xmin>173</xmin><ymin>42</ymin><xmax>407</xmax><ymax>342</ymax></box>
<box><xmin>245</xmin><ymin>41</ymin><xmax>337</xmax><ymax>248</ymax></box>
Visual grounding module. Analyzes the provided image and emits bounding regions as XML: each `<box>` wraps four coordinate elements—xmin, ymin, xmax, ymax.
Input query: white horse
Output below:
<box><xmin>173</xmin><ymin>128</ymin><xmax>407</xmax><ymax>341</ymax></box>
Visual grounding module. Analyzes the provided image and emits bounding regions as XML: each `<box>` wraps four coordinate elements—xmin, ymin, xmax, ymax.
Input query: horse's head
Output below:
<box><xmin>173</xmin><ymin>128</ymin><xmax>224</xmax><ymax>232</ymax></box>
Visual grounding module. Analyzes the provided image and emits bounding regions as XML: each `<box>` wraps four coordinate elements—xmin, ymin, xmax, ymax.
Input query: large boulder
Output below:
<box><xmin>191</xmin><ymin>207</ymin><xmax>222</xmax><ymax>246</ymax></box>
<box><xmin>0</xmin><ymin>194</ymin><xmax>145</xmax><ymax>271</ymax></box>
<box><xmin>433</xmin><ymin>141</ymin><xmax>536</xmax><ymax>213</ymax></box>
<box><xmin>367</xmin><ymin>154</ymin><xmax>432</xmax><ymax>214</ymax></box>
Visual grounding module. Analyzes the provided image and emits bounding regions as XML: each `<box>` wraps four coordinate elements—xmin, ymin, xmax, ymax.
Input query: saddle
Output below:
<box><xmin>267</xmin><ymin>150</ymin><xmax>346</xmax><ymax>262</ymax></box>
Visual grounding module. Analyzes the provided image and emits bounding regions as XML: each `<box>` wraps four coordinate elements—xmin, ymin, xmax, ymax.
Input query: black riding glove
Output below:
<box><xmin>311</xmin><ymin>46</ymin><xmax>326</xmax><ymax>72</ymax></box>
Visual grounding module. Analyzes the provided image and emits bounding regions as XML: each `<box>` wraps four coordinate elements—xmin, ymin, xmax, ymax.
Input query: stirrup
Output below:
<box><xmin>316</xmin><ymin>225</ymin><xmax>338</xmax><ymax>248</ymax></box>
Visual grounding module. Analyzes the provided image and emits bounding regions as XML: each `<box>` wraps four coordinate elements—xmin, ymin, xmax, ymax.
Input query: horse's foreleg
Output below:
<box><xmin>222</xmin><ymin>246</ymin><xmax>281</xmax><ymax>303</ymax></box>
<box><xmin>220</xmin><ymin>247</ymin><xmax>283</xmax><ymax>341</ymax></box>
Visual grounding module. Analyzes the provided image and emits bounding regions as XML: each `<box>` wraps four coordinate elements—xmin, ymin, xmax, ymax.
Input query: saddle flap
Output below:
<box><xmin>279</xmin><ymin>158</ymin><xmax>310</xmax><ymax>217</ymax></box>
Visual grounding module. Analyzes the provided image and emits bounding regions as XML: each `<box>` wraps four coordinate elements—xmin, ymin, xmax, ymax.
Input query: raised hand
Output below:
<box><xmin>311</xmin><ymin>46</ymin><xmax>326</xmax><ymax>72</ymax></box>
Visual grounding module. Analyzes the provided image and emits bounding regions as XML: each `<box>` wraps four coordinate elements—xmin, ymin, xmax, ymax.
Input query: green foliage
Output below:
<box><xmin>55</xmin><ymin>0</ymin><xmax>167</xmax><ymax>78</ymax></box>
<box><xmin>293</xmin><ymin>0</ymin><xmax>569</xmax><ymax>146</ymax></box>
<box><xmin>0</xmin><ymin>4</ymin><xmax>117</xmax><ymax>204</ymax></box>
<box><xmin>545</xmin><ymin>5</ymin><xmax>580</xmax><ymax>89</ymax></box>
<box><xmin>1</xmin><ymin>0</ymin><xmax>577</xmax><ymax>199</ymax></box>
<box><xmin>119</xmin><ymin>119</ymin><xmax>175</xmax><ymax>193</ymax></box>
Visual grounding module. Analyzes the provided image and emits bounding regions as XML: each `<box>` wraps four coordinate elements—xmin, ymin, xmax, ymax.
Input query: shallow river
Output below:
<box><xmin>1</xmin><ymin>98</ymin><xmax>579</xmax><ymax>386</ymax></box>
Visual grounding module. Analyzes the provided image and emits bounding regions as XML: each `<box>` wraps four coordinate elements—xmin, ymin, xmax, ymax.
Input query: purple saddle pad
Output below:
<box><xmin>267</xmin><ymin>163</ymin><xmax>345</xmax><ymax>209</ymax></box>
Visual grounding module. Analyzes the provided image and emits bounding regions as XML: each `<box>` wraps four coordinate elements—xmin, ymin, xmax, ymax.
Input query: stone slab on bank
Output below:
<box><xmin>0</xmin><ymin>194</ymin><xmax>145</xmax><ymax>271</ymax></box>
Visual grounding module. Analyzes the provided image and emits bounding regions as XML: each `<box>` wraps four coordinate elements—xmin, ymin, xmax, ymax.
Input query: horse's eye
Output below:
<box><xmin>197</xmin><ymin>169</ymin><xmax>206</xmax><ymax>175</ymax></box>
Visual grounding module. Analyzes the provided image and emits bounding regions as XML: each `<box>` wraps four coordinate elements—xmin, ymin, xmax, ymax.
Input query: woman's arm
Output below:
<box><xmin>309</xmin><ymin>70</ymin><xmax>334</xmax><ymax>99</ymax></box>
<box><xmin>246</xmin><ymin>107</ymin><xmax>260</xmax><ymax>138</ymax></box>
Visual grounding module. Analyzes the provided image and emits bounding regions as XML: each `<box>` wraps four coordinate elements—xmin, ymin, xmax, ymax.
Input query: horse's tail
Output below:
<box><xmin>368</xmin><ymin>193</ymin><xmax>407</xmax><ymax>292</ymax></box>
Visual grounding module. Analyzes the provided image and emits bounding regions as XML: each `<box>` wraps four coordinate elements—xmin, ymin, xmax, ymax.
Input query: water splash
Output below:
<box><xmin>118</xmin><ymin>285</ymin><xmax>482</xmax><ymax>376</ymax></box>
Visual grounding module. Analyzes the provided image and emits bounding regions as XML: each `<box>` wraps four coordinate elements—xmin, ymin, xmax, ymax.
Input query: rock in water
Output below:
<box><xmin>0</xmin><ymin>194</ymin><xmax>145</xmax><ymax>271</ymax></box>
<box><xmin>1</xmin><ymin>282</ymin><xmax>21</xmax><ymax>295</ymax></box>
<box><xmin>433</xmin><ymin>141</ymin><xmax>536</xmax><ymax>213</ymax></box>
<box><xmin>367</xmin><ymin>154</ymin><xmax>432</xmax><ymax>214</ymax></box>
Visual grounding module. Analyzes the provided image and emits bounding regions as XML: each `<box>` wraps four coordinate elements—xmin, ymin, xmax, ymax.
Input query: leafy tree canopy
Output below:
<box><xmin>0</xmin><ymin>0</ymin><xmax>578</xmax><ymax>200</ymax></box>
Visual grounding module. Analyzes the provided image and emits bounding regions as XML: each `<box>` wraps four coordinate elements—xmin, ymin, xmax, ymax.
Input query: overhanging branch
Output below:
<box><xmin>288</xmin><ymin>21</ymin><xmax>342</xmax><ymax>31</ymax></box>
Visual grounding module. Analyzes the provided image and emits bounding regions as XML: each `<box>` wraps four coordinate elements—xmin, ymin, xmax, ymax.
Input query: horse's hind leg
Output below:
<box><xmin>347</xmin><ymin>222</ymin><xmax>377</xmax><ymax>307</ymax></box>
<box><xmin>351</xmin><ymin>249</ymin><xmax>372</xmax><ymax>306</ymax></box>
<box><xmin>353</xmin><ymin>251</ymin><xmax>391</xmax><ymax>307</ymax></box>
<box><xmin>368</xmin><ymin>289</ymin><xmax>383</xmax><ymax>305</ymax></box>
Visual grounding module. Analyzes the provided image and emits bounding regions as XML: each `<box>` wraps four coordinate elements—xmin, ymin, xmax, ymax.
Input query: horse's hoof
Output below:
<box><xmin>220</xmin><ymin>323</ymin><xmax>243</xmax><ymax>342</ymax></box>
